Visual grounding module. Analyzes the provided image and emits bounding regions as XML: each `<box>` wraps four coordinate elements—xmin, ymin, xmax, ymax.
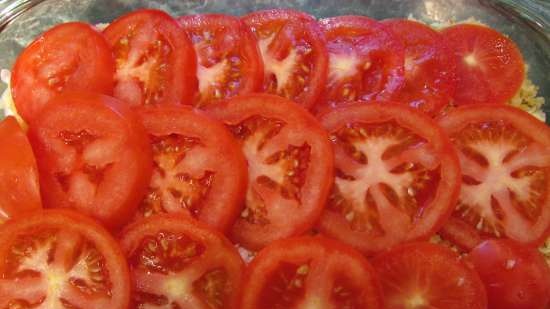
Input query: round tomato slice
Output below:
<box><xmin>438</xmin><ymin>105</ymin><xmax>550</xmax><ymax>246</ymax></box>
<box><xmin>442</xmin><ymin>23</ymin><xmax>525</xmax><ymax>105</ymax></box>
<box><xmin>0</xmin><ymin>116</ymin><xmax>41</xmax><ymax>222</ymax></box>
<box><xmin>11</xmin><ymin>22</ymin><xmax>115</xmax><ymax>124</ymax></box>
<box><xmin>315</xmin><ymin>16</ymin><xmax>404</xmax><ymax>112</ymax></box>
<box><xmin>242</xmin><ymin>9</ymin><xmax>328</xmax><ymax>109</ymax></box>
<box><xmin>317</xmin><ymin>102</ymin><xmax>461</xmax><ymax>255</ymax></box>
<box><xmin>372</xmin><ymin>242</ymin><xmax>487</xmax><ymax>309</ymax></box>
<box><xmin>120</xmin><ymin>214</ymin><xmax>244</xmax><ymax>309</ymax></box>
<box><xmin>205</xmin><ymin>94</ymin><xmax>334</xmax><ymax>250</ymax></box>
<box><xmin>240</xmin><ymin>236</ymin><xmax>384</xmax><ymax>309</ymax></box>
<box><xmin>27</xmin><ymin>92</ymin><xmax>153</xmax><ymax>229</ymax></box>
<box><xmin>0</xmin><ymin>209</ymin><xmax>130</xmax><ymax>309</ymax></box>
<box><xmin>178</xmin><ymin>14</ymin><xmax>263</xmax><ymax>107</ymax></box>
<box><xmin>383</xmin><ymin>19</ymin><xmax>457</xmax><ymax>116</ymax></box>
<box><xmin>104</xmin><ymin>9</ymin><xmax>197</xmax><ymax>107</ymax></box>
<box><xmin>135</xmin><ymin>106</ymin><xmax>247</xmax><ymax>233</ymax></box>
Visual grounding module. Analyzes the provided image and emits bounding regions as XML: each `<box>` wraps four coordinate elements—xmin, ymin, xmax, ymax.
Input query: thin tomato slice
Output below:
<box><xmin>317</xmin><ymin>102</ymin><xmax>460</xmax><ymax>255</ymax></box>
<box><xmin>11</xmin><ymin>22</ymin><xmax>114</xmax><ymax>124</ymax></box>
<box><xmin>104</xmin><ymin>9</ymin><xmax>197</xmax><ymax>107</ymax></box>
<box><xmin>178</xmin><ymin>14</ymin><xmax>263</xmax><ymax>107</ymax></box>
<box><xmin>442</xmin><ymin>23</ymin><xmax>525</xmax><ymax>105</ymax></box>
<box><xmin>242</xmin><ymin>9</ymin><xmax>328</xmax><ymax>109</ymax></box>
<box><xmin>0</xmin><ymin>209</ymin><xmax>130</xmax><ymax>309</ymax></box>
<box><xmin>120</xmin><ymin>214</ymin><xmax>244</xmax><ymax>309</ymax></box>
<box><xmin>206</xmin><ymin>94</ymin><xmax>334</xmax><ymax>250</ymax></box>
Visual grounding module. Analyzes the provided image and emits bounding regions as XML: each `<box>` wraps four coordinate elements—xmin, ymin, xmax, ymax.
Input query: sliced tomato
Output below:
<box><xmin>315</xmin><ymin>16</ymin><xmax>404</xmax><ymax>112</ymax></box>
<box><xmin>470</xmin><ymin>239</ymin><xmax>550</xmax><ymax>309</ymax></box>
<box><xmin>0</xmin><ymin>116</ymin><xmax>41</xmax><ymax>222</ymax></box>
<box><xmin>383</xmin><ymin>19</ymin><xmax>457</xmax><ymax>116</ymax></box>
<box><xmin>242</xmin><ymin>9</ymin><xmax>328</xmax><ymax>109</ymax></box>
<box><xmin>240</xmin><ymin>236</ymin><xmax>384</xmax><ymax>309</ymax></box>
<box><xmin>372</xmin><ymin>242</ymin><xmax>487</xmax><ymax>309</ymax></box>
<box><xmin>178</xmin><ymin>14</ymin><xmax>263</xmax><ymax>107</ymax></box>
<box><xmin>317</xmin><ymin>102</ymin><xmax>460</xmax><ymax>255</ymax></box>
<box><xmin>120</xmin><ymin>214</ymin><xmax>244</xmax><ymax>309</ymax></box>
<box><xmin>27</xmin><ymin>92</ymin><xmax>153</xmax><ymax>229</ymax></box>
<box><xmin>11</xmin><ymin>22</ymin><xmax>114</xmax><ymax>124</ymax></box>
<box><xmin>205</xmin><ymin>94</ymin><xmax>334</xmax><ymax>250</ymax></box>
<box><xmin>442</xmin><ymin>23</ymin><xmax>525</xmax><ymax>105</ymax></box>
<box><xmin>104</xmin><ymin>9</ymin><xmax>197</xmax><ymax>107</ymax></box>
<box><xmin>438</xmin><ymin>105</ymin><xmax>550</xmax><ymax>246</ymax></box>
<box><xmin>0</xmin><ymin>209</ymin><xmax>130</xmax><ymax>308</ymax></box>
<box><xmin>439</xmin><ymin>217</ymin><xmax>485</xmax><ymax>252</ymax></box>
<box><xmin>135</xmin><ymin>106</ymin><xmax>247</xmax><ymax>233</ymax></box>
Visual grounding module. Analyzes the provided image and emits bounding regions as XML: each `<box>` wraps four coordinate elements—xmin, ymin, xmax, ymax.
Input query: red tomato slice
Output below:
<box><xmin>0</xmin><ymin>209</ymin><xmax>130</xmax><ymax>309</ymax></box>
<box><xmin>442</xmin><ymin>23</ymin><xmax>525</xmax><ymax>105</ymax></box>
<box><xmin>242</xmin><ymin>9</ymin><xmax>328</xmax><ymax>109</ymax></box>
<box><xmin>11</xmin><ymin>22</ymin><xmax>115</xmax><ymax>124</ymax></box>
<box><xmin>27</xmin><ymin>92</ymin><xmax>153</xmax><ymax>229</ymax></box>
<box><xmin>240</xmin><ymin>236</ymin><xmax>384</xmax><ymax>309</ymax></box>
<box><xmin>178</xmin><ymin>14</ymin><xmax>263</xmax><ymax>107</ymax></box>
<box><xmin>120</xmin><ymin>214</ymin><xmax>244</xmax><ymax>309</ymax></box>
<box><xmin>0</xmin><ymin>116</ymin><xmax>41</xmax><ymax>222</ymax></box>
<box><xmin>383</xmin><ymin>19</ymin><xmax>457</xmax><ymax>116</ymax></box>
<box><xmin>372</xmin><ymin>242</ymin><xmax>487</xmax><ymax>309</ymax></box>
<box><xmin>317</xmin><ymin>102</ymin><xmax>461</xmax><ymax>255</ymax></box>
<box><xmin>315</xmin><ymin>16</ymin><xmax>404</xmax><ymax>112</ymax></box>
<box><xmin>135</xmin><ymin>106</ymin><xmax>248</xmax><ymax>233</ymax></box>
<box><xmin>470</xmin><ymin>239</ymin><xmax>550</xmax><ymax>309</ymax></box>
<box><xmin>438</xmin><ymin>105</ymin><xmax>550</xmax><ymax>246</ymax></box>
<box><xmin>104</xmin><ymin>9</ymin><xmax>197</xmax><ymax>107</ymax></box>
<box><xmin>205</xmin><ymin>94</ymin><xmax>334</xmax><ymax>250</ymax></box>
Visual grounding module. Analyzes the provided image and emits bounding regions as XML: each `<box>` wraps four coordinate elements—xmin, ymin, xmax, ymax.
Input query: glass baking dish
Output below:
<box><xmin>0</xmin><ymin>0</ymin><xmax>548</xmax><ymax>123</ymax></box>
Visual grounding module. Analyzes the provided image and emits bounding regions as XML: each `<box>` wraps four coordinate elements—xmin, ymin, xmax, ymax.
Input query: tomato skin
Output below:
<box><xmin>470</xmin><ymin>239</ymin><xmax>550</xmax><ymax>309</ymax></box>
<box><xmin>0</xmin><ymin>116</ymin><xmax>41</xmax><ymax>222</ymax></box>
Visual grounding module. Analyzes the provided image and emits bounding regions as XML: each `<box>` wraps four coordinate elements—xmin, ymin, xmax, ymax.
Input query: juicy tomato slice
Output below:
<box><xmin>317</xmin><ymin>102</ymin><xmax>461</xmax><ymax>255</ymax></box>
<box><xmin>242</xmin><ymin>9</ymin><xmax>328</xmax><ymax>109</ymax></box>
<box><xmin>27</xmin><ymin>92</ymin><xmax>153</xmax><ymax>229</ymax></box>
<box><xmin>315</xmin><ymin>16</ymin><xmax>404</xmax><ymax>112</ymax></box>
<box><xmin>135</xmin><ymin>106</ymin><xmax>248</xmax><ymax>233</ymax></box>
<box><xmin>0</xmin><ymin>209</ymin><xmax>130</xmax><ymax>309</ymax></box>
<box><xmin>0</xmin><ymin>116</ymin><xmax>41</xmax><ymax>222</ymax></box>
<box><xmin>103</xmin><ymin>9</ymin><xmax>198</xmax><ymax>107</ymax></box>
<box><xmin>372</xmin><ymin>242</ymin><xmax>487</xmax><ymax>309</ymax></box>
<box><xmin>120</xmin><ymin>214</ymin><xmax>244</xmax><ymax>309</ymax></box>
<box><xmin>178</xmin><ymin>14</ymin><xmax>263</xmax><ymax>107</ymax></box>
<box><xmin>442</xmin><ymin>23</ymin><xmax>525</xmax><ymax>105</ymax></box>
<box><xmin>205</xmin><ymin>94</ymin><xmax>334</xmax><ymax>250</ymax></box>
<box><xmin>438</xmin><ymin>105</ymin><xmax>550</xmax><ymax>246</ymax></box>
<box><xmin>11</xmin><ymin>22</ymin><xmax>115</xmax><ymax>124</ymax></box>
<box><xmin>383</xmin><ymin>19</ymin><xmax>457</xmax><ymax>116</ymax></box>
<box><xmin>240</xmin><ymin>236</ymin><xmax>384</xmax><ymax>309</ymax></box>
<box><xmin>470</xmin><ymin>239</ymin><xmax>550</xmax><ymax>309</ymax></box>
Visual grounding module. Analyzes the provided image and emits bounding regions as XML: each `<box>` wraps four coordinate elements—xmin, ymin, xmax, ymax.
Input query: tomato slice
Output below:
<box><xmin>442</xmin><ymin>23</ymin><xmax>525</xmax><ymax>105</ymax></box>
<box><xmin>0</xmin><ymin>116</ymin><xmax>41</xmax><ymax>222</ymax></box>
<box><xmin>11</xmin><ymin>22</ymin><xmax>115</xmax><ymax>124</ymax></box>
<box><xmin>317</xmin><ymin>102</ymin><xmax>461</xmax><ymax>255</ymax></box>
<box><xmin>383</xmin><ymin>19</ymin><xmax>457</xmax><ymax>116</ymax></box>
<box><xmin>135</xmin><ymin>106</ymin><xmax>247</xmax><ymax>233</ymax></box>
<box><xmin>372</xmin><ymin>242</ymin><xmax>487</xmax><ymax>309</ymax></box>
<box><xmin>178</xmin><ymin>14</ymin><xmax>263</xmax><ymax>107</ymax></box>
<box><xmin>314</xmin><ymin>16</ymin><xmax>404</xmax><ymax>112</ymax></box>
<box><xmin>120</xmin><ymin>214</ymin><xmax>244</xmax><ymax>309</ymax></box>
<box><xmin>27</xmin><ymin>92</ymin><xmax>153</xmax><ymax>229</ymax></box>
<box><xmin>104</xmin><ymin>9</ymin><xmax>197</xmax><ymax>107</ymax></box>
<box><xmin>240</xmin><ymin>236</ymin><xmax>384</xmax><ymax>309</ymax></box>
<box><xmin>0</xmin><ymin>209</ymin><xmax>130</xmax><ymax>309</ymax></box>
<box><xmin>242</xmin><ymin>9</ymin><xmax>328</xmax><ymax>109</ymax></box>
<box><xmin>205</xmin><ymin>94</ymin><xmax>334</xmax><ymax>250</ymax></box>
<box><xmin>438</xmin><ymin>105</ymin><xmax>550</xmax><ymax>246</ymax></box>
